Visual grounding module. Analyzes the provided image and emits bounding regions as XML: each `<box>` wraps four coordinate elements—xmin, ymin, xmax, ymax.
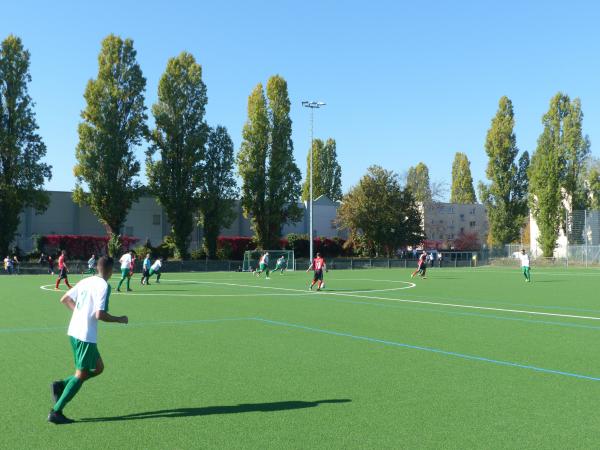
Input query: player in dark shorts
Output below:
<box><xmin>411</xmin><ymin>251</ymin><xmax>428</xmax><ymax>279</ymax></box>
<box><xmin>55</xmin><ymin>250</ymin><xmax>72</xmax><ymax>289</ymax></box>
<box><xmin>307</xmin><ymin>253</ymin><xmax>327</xmax><ymax>291</ymax></box>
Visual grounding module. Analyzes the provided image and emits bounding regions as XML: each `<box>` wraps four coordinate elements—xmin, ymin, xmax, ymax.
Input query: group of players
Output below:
<box><xmin>252</xmin><ymin>251</ymin><xmax>327</xmax><ymax>291</ymax></box>
<box><xmin>53</xmin><ymin>249</ymin><xmax>164</xmax><ymax>292</ymax></box>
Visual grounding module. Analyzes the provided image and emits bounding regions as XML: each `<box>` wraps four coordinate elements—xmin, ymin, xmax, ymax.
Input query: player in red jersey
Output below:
<box><xmin>411</xmin><ymin>251</ymin><xmax>427</xmax><ymax>279</ymax></box>
<box><xmin>307</xmin><ymin>252</ymin><xmax>327</xmax><ymax>291</ymax></box>
<box><xmin>55</xmin><ymin>250</ymin><xmax>73</xmax><ymax>290</ymax></box>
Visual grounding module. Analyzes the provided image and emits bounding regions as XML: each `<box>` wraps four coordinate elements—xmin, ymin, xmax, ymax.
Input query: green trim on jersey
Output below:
<box><xmin>104</xmin><ymin>284</ymin><xmax>111</xmax><ymax>312</ymax></box>
<box><xmin>70</xmin><ymin>336</ymin><xmax>100</xmax><ymax>371</ymax></box>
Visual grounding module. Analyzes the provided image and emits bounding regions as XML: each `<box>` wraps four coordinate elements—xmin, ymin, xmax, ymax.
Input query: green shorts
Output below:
<box><xmin>120</xmin><ymin>268</ymin><xmax>129</xmax><ymax>278</ymax></box>
<box><xmin>149</xmin><ymin>268</ymin><xmax>160</xmax><ymax>276</ymax></box>
<box><xmin>259</xmin><ymin>263</ymin><xmax>266</xmax><ymax>271</ymax></box>
<box><xmin>70</xmin><ymin>336</ymin><xmax>100</xmax><ymax>371</ymax></box>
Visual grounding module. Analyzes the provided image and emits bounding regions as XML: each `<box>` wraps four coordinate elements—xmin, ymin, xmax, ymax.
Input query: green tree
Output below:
<box><xmin>147</xmin><ymin>52</ymin><xmax>208</xmax><ymax>259</ymax></box>
<box><xmin>74</xmin><ymin>35</ymin><xmax>147</xmax><ymax>253</ymax></box>
<box><xmin>562</xmin><ymin>97</ymin><xmax>590</xmax><ymax>211</ymax></box>
<box><xmin>585</xmin><ymin>158</ymin><xmax>600</xmax><ymax>209</ymax></box>
<box><xmin>406</xmin><ymin>162</ymin><xmax>432</xmax><ymax>203</ymax></box>
<box><xmin>302</xmin><ymin>138</ymin><xmax>343</xmax><ymax>202</ymax></box>
<box><xmin>336</xmin><ymin>165</ymin><xmax>423</xmax><ymax>257</ymax></box>
<box><xmin>528</xmin><ymin>93</ymin><xmax>589</xmax><ymax>255</ymax></box>
<box><xmin>199</xmin><ymin>125</ymin><xmax>238</xmax><ymax>259</ymax></box>
<box><xmin>0</xmin><ymin>35</ymin><xmax>52</xmax><ymax>255</ymax></box>
<box><xmin>237</xmin><ymin>76</ymin><xmax>302</xmax><ymax>249</ymax></box>
<box><xmin>450</xmin><ymin>152</ymin><xmax>477</xmax><ymax>203</ymax></box>
<box><xmin>478</xmin><ymin>96</ymin><xmax>529</xmax><ymax>247</ymax></box>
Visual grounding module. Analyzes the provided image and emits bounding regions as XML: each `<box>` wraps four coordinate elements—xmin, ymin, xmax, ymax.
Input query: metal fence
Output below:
<box><xmin>499</xmin><ymin>209</ymin><xmax>600</xmax><ymax>267</ymax></box>
<box><xmin>2</xmin><ymin>253</ymin><xmax>483</xmax><ymax>275</ymax></box>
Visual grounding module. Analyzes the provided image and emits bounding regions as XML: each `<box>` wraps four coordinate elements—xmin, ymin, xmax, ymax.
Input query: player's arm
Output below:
<box><xmin>60</xmin><ymin>294</ymin><xmax>76</xmax><ymax>311</ymax></box>
<box><xmin>95</xmin><ymin>310</ymin><xmax>128</xmax><ymax>324</ymax></box>
<box><xmin>306</xmin><ymin>263</ymin><xmax>313</xmax><ymax>272</ymax></box>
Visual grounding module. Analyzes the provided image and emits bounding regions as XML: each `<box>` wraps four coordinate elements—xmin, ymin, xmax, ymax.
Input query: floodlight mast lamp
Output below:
<box><xmin>302</xmin><ymin>101</ymin><xmax>326</xmax><ymax>262</ymax></box>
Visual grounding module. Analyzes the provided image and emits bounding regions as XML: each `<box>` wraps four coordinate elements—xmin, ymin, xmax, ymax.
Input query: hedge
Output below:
<box><xmin>40</xmin><ymin>235</ymin><xmax>139</xmax><ymax>260</ymax></box>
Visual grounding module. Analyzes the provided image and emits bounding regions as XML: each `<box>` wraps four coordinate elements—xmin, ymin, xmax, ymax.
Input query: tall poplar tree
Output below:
<box><xmin>237</xmin><ymin>76</ymin><xmax>302</xmax><ymax>248</ymax></box>
<box><xmin>147</xmin><ymin>52</ymin><xmax>208</xmax><ymax>259</ymax></box>
<box><xmin>406</xmin><ymin>162</ymin><xmax>432</xmax><ymax>204</ymax></box>
<box><xmin>478</xmin><ymin>96</ymin><xmax>529</xmax><ymax>246</ymax></box>
<box><xmin>237</xmin><ymin>83</ymin><xmax>269</xmax><ymax>247</ymax></box>
<box><xmin>74</xmin><ymin>35</ymin><xmax>147</xmax><ymax>250</ymax></box>
<box><xmin>450</xmin><ymin>152</ymin><xmax>477</xmax><ymax>203</ymax></box>
<box><xmin>199</xmin><ymin>125</ymin><xmax>237</xmax><ymax>258</ymax></box>
<box><xmin>302</xmin><ymin>138</ymin><xmax>343</xmax><ymax>202</ymax></box>
<box><xmin>528</xmin><ymin>93</ymin><xmax>589</xmax><ymax>255</ymax></box>
<box><xmin>0</xmin><ymin>35</ymin><xmax>52</xmax><ymax>255</ymax></box>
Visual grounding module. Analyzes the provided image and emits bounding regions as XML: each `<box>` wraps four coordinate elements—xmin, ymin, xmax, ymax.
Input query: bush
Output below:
<box><xmin>216</xmin><ymin>237</ymin><xmax>256</xmax><ymax>260</ymax></box>
<box><xmin>39</xmin><ymin>235</ymin><xmax>139</xmax><ymax>260</ymax></box>
<box><xmin>216</xmin><ymin>241</ymin><xmax>233</xmax><ymax>260</ymax></box>
<box><xmin>190</xmin><ymin>248</ymin><xmax>207</xmax><ymax>260</ymax></box>
<box><xmin>286</xmin><ymin>234</ymin><xmax>348</xmax><ymax>258</ymax></box>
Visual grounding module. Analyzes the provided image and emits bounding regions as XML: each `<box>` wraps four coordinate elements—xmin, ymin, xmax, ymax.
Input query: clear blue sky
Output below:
<box><xmin>5</xmin><ymin>0</ymin><xmax>600</xmax><ymax>199</ymax></box>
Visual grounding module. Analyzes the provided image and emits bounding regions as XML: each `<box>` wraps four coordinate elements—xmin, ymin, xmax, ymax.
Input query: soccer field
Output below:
<box><xmin>2</xmin><ymin>266</ymin><xmax>600</xmax><ymax>449</ymax></box>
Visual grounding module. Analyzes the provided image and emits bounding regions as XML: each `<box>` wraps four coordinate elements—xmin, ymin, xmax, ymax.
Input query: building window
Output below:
<box><xmin>125</xmin><ymin>226</ymin><xmax>134</xmax><ymax>236</ymax></box>
<box><xmin>460</xmin><ymin>214</ymin><xmax>465</xmax><ymax>221</ymax></box>
<box><xmin>470</xmin><ymin>221</ymin><xmax>476</xmax><ymax>227</ymax></box>
<box><xmin>470</xmin><ymin>208</ymin><xmax>475</xmax><ymax>214</ymax></box>
<box><xmin>153</xmin><ymin>214</ymin><xmax>161</xmax><ymax>225</ymax></box>
<box><xmin>460</xmin><ymin>227</ymin><xmax>464</xmax><ymax>233</ymax></box>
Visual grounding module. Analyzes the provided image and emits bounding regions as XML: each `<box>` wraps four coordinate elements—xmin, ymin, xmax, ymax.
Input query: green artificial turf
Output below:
<box><xmin>2</xmin><ymin>266</ymin><xmax>600</xmax><ymax>449</ymax></box>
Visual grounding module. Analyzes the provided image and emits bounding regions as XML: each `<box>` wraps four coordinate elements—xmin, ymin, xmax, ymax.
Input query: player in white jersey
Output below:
<box><xmin>254</xmin><ymin>252</ymin><xmax>270</xmax><ymax>279</ymax></box>
<box><xmin>148</xmin><ymin>258</ymin><xmax>163</xmax><ymax>283</ymax></box>
<box><xmin>48</xmin><ymin>256</ymin><xmax>128</xmax><ymax>424</ymax></box>
<box><xmin>519</xmin><ymin>249</ymin><xmax>531</xmax><ymax>282</ymax></box>
<box><xmin>116</xmin><ymin>250</ymin><xmax>133</xmax><ymax>292</ymax></box>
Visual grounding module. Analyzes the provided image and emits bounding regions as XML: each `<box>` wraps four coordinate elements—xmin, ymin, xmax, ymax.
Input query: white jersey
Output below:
<box><xmin>120</xmin><ymin>253</ymin><xmax>132</xmax><ymax>269</ymax></box>
<box><xmin>66</xmin><ymin>276</ymin><xmax>110</xmax><ymax>343</ymax></box>
<box><xmin>519</xmin><ymin>253</ymin><xmax>530</xmax><ymax>267</ymax></box>
<box><xmin>260</xmin><ymin>255</ymin><xmax>269</xmax><ymax>265</ymax></box>
<box><xmin>151</xmin><ymin>260</ymin><xmax>162</xmax><ymax>271</ymax></box>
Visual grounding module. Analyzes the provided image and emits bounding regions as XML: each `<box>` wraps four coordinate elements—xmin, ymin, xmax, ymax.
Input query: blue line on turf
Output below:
<box><xmin>0</xmin><ymin>317</ymin><xmax>254</xmax><ymax>334</ymax></box>
<box><xmin>254</xmin><ymin>318</ymin><xmax>600</xmax><ymax>382</ymax></box>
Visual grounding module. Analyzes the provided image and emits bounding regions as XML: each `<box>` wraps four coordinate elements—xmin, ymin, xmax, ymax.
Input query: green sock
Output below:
<box><xmin>126</xmin><ymin>277</ymin><xmax>131</xmax><ymax>289</ymax></box>
<box><xmin>117</xmin><ymin>276</ymin><xmax>125</xmax><ymax>290</ymax></box>
<box><xmin>53</xmin><ymin>376</ymin><xmax>83</xmax><ymax>412</ymax></box>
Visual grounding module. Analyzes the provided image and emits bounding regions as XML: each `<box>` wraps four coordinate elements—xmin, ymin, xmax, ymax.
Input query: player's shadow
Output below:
<box><xmin>79</xmin><ymin>399</ymin><xmax>351</xmax><ymax>423</ymax></box>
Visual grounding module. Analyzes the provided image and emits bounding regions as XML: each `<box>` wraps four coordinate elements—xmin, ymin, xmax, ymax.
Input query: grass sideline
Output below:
<box><xmin>2</xmin><ymin>266</ymin><xmax>600</xmax><ymax>449</ymax></box>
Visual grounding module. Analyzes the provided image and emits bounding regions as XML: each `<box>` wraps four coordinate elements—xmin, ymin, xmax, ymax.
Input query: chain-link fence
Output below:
<box><xmin>499</xmin><ymin>210</ymin><xmax>600</xmax><ymax>267</ymax></box>
<box><xmin>2</xmin><ymin>252</ymin><xmax>484</xmax><ymax>275</ymax></box>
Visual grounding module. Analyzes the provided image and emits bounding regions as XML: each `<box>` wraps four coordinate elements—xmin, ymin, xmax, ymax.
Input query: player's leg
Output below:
<box><xmin>64</xmin><ymin>274</ymin><xmax>72</xmax><ymax>289</ymax></box>
<box><xmin>49</xmin><ymin>340</ymin><xmax>101</xmax><ymax>424</ymax></box>
<box><xmin>156</xmin><ymin>271</ymin><xmax>161</xmax><ymax>283</ymax></box>
<box><xmin>126</xmin><ymin>272</ymin><xmax>132</xmax><ymax>291</ymax></box>
<box><xmin>310</xmin><ymin>273</ymin><xmax>317</xmax><ymax>290</ymax></box>
<box><xmin>116</xmin><ymin>268</ymin><xmax>126</xmax><ymax>291</ymax></box>
<box><xmin>317</xmin><ymin>271</ymin><xmax>324</xmax><ymax>290</ymax></box>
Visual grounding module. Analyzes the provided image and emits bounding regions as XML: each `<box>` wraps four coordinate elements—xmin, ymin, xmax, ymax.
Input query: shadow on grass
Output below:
<box><xmin>78</xmin><ymin>399</ymin><xmax>351</xmax><ymax>423</ymax></box>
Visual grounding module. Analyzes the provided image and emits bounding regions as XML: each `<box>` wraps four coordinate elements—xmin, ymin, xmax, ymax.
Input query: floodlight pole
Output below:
<box><xmin>302</xmin><ymin>101</ymin><xmax>326</xmax><ymax>263</ymax></box>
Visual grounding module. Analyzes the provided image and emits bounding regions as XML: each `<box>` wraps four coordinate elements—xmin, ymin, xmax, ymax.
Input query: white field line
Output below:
<box><xmin>41</xmin><ymin>277</ymin><xmax>600</xmax><ymax>322</ymax></box>
<box><xmin>168</xmin><ymin>279</ymin><xmax>600</xmax><ymax>322</ymax></box>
